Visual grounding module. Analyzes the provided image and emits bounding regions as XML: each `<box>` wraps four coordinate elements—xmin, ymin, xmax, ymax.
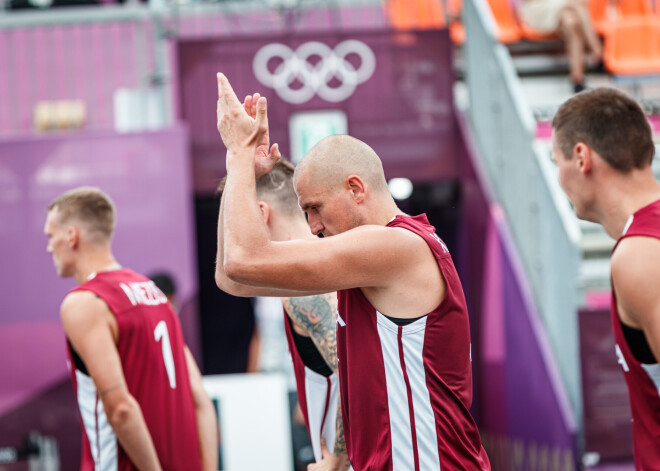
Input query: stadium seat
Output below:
<box><xmin>447</xmin><ymin>0</ymin><xmax>467</xmax><ymax>45</ymax></box>
<box><xmin>603</xmin><ymin>16</ymin><xmax>660</xmax><ymax>75</ymax></box>
<box><xmin>386</xmin><ymin>0</ymin><xmax>447</xmax><ymax>30</ymax></box>
<box><xmin>446</xmin><ymin>0</ymin><xmax>523</xmax><ymax>44</ymax></box>
<box><xmin>485</xmin><ymin>0</ymin><xmax>524</xmax><ymax>43</ymax></box>
<box><xmin>590</xmin><ymin>0</ymin><xmax>655</xmax><ymax>34</ymax></box>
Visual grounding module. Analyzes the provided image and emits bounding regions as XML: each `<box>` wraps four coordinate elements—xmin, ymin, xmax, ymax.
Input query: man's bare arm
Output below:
<box><xmin>612</xmin><ymin>236</ymin><xmax>660</xmax><ymax>361</ymax></box>
<box><xmin>332</xmin><ymin>399</ymin><xmax>350</xmax><ymax>470</ymax></box>
<box><xmin>282</xmin><ymin>293</ymin><xmax>338</xmax><ymax>372</ymax></box>
<box><xmin>307</xmin><ymin>398</ymin><xmax>350</xmax><ymax>471</ymax></box>
<box><xmin>184</xmin><ymin>347</ymin><xmax>218</xmax><ymax>471</ymax></box>
<box><xmin>215</xmin><ymin>180</ymin><xmax>326</xmax><ymax>299</ymax></box>
<box><xmin>61</xmin><ymin>291</ymin><xmax>162</xmax><ymax>471</ymax></box>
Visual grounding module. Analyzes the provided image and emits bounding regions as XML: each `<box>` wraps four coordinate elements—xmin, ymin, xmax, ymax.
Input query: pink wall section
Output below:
<box><xmin>0</xmin><ymin>125</ymin><xmax>198</xmax><ymax>417</ymax></box>
<box><xmin>0</xmin><ymin>21</ymin><xmax>141</xmax><ymax>136</ymax></box>
<box><xmin>0</xmin><ymin>322</ymin><xmax>66</xmax><ymax>417</ymax></box>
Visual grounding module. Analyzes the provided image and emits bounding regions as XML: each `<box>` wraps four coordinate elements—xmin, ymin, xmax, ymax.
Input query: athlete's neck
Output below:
<box><xmin>74</xmin><ymin>251</ymin><xmax>121</xmax><ymax>285</ymax></box>
<box><xmin>597</xmin><ymin>172</ymin><xmax>660</xmax><ymax>239</ymax></box>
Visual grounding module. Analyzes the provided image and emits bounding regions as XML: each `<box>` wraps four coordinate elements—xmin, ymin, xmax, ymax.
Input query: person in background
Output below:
<box><xmin>149</xmin><ymin>271</ymin><xmax>178</xmax><ymax>308</ymax></box>
<box><xmin>45</xmin><ymin>186</ymin><xmax>218</xmax><ymax>471</ymax></box>
<box><xmin>552</xmin><ymin>88</ymin><xmax>660</xmax><ymax>468</ymax></box>
<box><xmin>519</xmin><ymin>0</ymin><xmax>602</xmax><ymax>93</ymax></box>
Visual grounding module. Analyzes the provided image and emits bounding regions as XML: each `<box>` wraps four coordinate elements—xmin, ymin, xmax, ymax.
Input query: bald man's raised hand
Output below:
<box><xmin>216</xmin><ymin>73</ymin><xmax>269</xmax><ymax>168</ymax></box>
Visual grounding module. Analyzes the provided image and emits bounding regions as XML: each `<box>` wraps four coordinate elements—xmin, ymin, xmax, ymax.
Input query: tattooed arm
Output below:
<box><xmin>307</xmin><ymin>398</ymin><xmax>350</xmax><ymax>471</ymax></box>
<box><xmin>333</xmin><ymin>398</ymin><xmax>350</xmax><ymax>470</ymax></box>
<box><xmin>282</xmin><ymin>294</ymin><xmax>350</xmax><ymax>470</ymax></box>
<box><xmin>281</xmin><ymin>293</ymin><xmax>338</xmax><ymax>373</ymax></box>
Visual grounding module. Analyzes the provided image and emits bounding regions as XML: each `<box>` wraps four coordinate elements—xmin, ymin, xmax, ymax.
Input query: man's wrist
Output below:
<box><xmin>225</xmin><ymin>148</ymin><xmax>255</xmax><ymax>171</ymax></box>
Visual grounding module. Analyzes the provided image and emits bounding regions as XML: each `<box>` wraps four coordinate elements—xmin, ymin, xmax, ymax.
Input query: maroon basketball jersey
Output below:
<box><xmin>611</xmin><ymin>200</ymin><xmax>660</xmax><ymax>469</ymax></box>
<box><xmin>337</xmin><ymin>214</ymin><xmax>490</xmax><ymax>471</ymax></box>
<box><xmin>283</xmin><ymin>310</ymin><xmax>339</xmax><ymax>462</ymax></box>
<box><xmin>66</xmin><ymin>269</ymin><xmax>202</xmax><ymax>471</ymax></box>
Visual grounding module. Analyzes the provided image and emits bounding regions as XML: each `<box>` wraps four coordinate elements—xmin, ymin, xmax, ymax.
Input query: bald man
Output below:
<box><xmin>216</xmin><ymin>74</ymin><xmax>490</xmax><ymax>470</ymax></box>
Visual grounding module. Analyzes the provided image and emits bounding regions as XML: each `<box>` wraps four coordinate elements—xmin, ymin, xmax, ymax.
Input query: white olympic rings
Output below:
<box><xmin>252</xmin><ymin>40</ymin><xmax>376</xmax><ymax>105</ymax></box>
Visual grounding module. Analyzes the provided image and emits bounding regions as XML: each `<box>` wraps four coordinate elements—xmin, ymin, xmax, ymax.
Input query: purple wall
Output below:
<box><xmin>580</xmin><ymin>308</ymin><xmax>633</xmax><ymax>461</ymax></box>
<box><xmin>177</xmin><ymin>29</ymin><xmax>457</xmax><ymax>193</ymax></box>
<box><xmin>0</xmin><ymin>126</ymin><xmax>198</xmax><ymax>466</ymax></box>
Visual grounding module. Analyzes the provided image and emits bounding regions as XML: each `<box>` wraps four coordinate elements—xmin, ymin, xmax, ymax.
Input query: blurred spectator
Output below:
<box><xmin>149</xmin><ymin>271</ymin><xmax>178</xmax><ymax>308</ymax></box>
<box><xmin>519</xmin><ymin>0</ymin><xmax>603</xmax><ymax>92</ymax></box>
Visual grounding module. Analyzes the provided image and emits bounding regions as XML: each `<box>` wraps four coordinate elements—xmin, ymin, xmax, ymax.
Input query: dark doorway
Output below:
<box><xmin>194</xmin><ymin>195</ymin><xmax>256</xmax><ymax>374</ymax></box>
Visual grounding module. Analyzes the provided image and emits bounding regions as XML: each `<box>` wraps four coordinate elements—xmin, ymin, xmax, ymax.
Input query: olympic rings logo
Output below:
<box><xmin>252</xmin><ymin>40</ymin><xmax>376</xmax><ymax>105</ymax></box>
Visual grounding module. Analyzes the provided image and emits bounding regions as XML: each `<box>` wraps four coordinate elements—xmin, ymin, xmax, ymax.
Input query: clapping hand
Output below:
<box><xmin>242</xmin><ymin>92</ymin><xmax>281</xmax><ymax>178</ymax></box>
<box><xmin>216</xmin><ymin>73</ymin><xmax>280</xmax><ymax>177</ymax></box>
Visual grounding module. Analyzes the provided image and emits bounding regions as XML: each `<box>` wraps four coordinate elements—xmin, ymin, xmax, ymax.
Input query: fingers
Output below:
<box><xmin>320</xmin><ymin>438</ymin><xmax>331</xmax><ymax>458</ymax></box>
<box><xmin>269</xmin><ymin>143</ymin><xmax>281</xmax><ymax>162</ymax></box>
<box><xmin>242</xmin><ymin>93</ymin><xmax>262</xmax><ymax>119</ymax></box>
<box><xmin>216</xmin><ymin>73</ymin><xmax>241</xmax><ymax>109</ymax></box>
<box><xmin>253</xmin><ymin>96</ymin><xmax>269</xmax><ymax>147</ymax></box>
<box><xmin>251</xmin><ymin>93</ymin><xmax>260</xmax><ymax>117</ymax></box>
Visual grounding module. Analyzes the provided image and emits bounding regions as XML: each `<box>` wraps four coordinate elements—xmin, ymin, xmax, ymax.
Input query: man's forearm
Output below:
<box><xmin>334</xmin><ymin>398</ymin><xmax>350</xmax><ymax>470</ymax></box>
<box><xmin>196</xmin><ymin>396</ymin><xmax>219</xmax><ymax>471</ymax></box>
<box><xmin>106</xmin><ymin>397</ymin><xmax>162</xmax><ymax>471</ymax></box>
<box><xmin>222</xmin><ymin>149</ymin><xmax>271</xmax><ymax>276</ymax></box>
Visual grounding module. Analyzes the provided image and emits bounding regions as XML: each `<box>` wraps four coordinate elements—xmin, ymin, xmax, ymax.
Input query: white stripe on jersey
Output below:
<box><xmin>376</xmin><ymin>312</ymin><xmax>441</xmax><ymax>471</ymax></box>
<box><xmin>622</xmin><ymin>215</ymin><xmax>634</xmax><ymax>235</ymax></box>
<box><xmin>76</xmin><ymin>370</ymin><xmax>118</xmax><ymax>471</ymax></box>
<box><xmin>641</xmin><ymin>363</ymin><xmax>660</xmax><ymax>398</ymax></box>
<box><xmin>304</xmin><ymin>366</ymin><xmax>339</xmax><ymax>462</ymax></box>
<box><xmin>401</xmin><ymin>319</ymin><xmax>441</xmax><ymax>470</ymax></box>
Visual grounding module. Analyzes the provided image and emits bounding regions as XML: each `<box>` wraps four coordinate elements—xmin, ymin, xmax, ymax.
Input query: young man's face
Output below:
<box><xmin>44</xmin><ymin>208</ymin><xmax>75</xmax><ymax>278</ymax></box>
<box><xmin>551</xmin><ymin>131</ymin><xmax>592</xmax><ymax>221</ymax></box>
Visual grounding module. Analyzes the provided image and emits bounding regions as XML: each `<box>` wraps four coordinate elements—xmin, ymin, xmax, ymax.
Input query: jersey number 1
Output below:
<box><xmin>154</xmin><ymin>321</ymin><xmax>177</xmax><ymax>389</ymax></box>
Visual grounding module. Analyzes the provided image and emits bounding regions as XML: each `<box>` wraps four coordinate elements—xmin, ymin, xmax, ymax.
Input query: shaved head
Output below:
<box><xmin>294</xmin><ymin>135</ymin><xmax>388</xmax><ymax>193</ymax></box>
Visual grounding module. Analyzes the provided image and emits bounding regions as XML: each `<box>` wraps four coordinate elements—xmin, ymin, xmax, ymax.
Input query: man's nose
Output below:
<box><xmin>308</xmin><ymin>218</ymin><xmax>324</xmax><ymax>236</ymax></box>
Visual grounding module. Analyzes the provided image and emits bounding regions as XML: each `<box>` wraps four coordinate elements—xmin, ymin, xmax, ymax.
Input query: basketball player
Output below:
<box><xmin>44</xmin><ymin>187</ymin><xmax>218</xmax><ymax>470</ymax></box>
<box><xmin>216</xmin><ymin>95</ymin><xmax>348</xmax><ymax>471</ymax></box>
<box><xmin>552</xmin><ymin>88</ymin><xmax>660</xmax><ymax>468</ymax></box>
<box><xmin>216</xmin><ymin>73</ymin><xmax>490</xmax><ymax>470</ymax></box>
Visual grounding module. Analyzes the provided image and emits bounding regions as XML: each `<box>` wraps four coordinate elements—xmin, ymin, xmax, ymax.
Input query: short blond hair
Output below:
<box><xmin>48</xmin><ymin>187</ymin><xmax>115</xmax><ymax>243</ymax></box>
<box><xmin>218</xmin><ymin>160</ymin><xmax>301</xmax><ymax>217</ymax></box>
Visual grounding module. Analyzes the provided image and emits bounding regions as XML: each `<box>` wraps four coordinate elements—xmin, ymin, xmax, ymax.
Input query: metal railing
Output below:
<box><xmin>463</xmin><ymin>0</ymin><xmax>583</xmax><ymax>420</ymax></box>
<box><xmin>0</xmin><ymin>0</ymin><xmax>386</xmax><ymax>137</ymax></box>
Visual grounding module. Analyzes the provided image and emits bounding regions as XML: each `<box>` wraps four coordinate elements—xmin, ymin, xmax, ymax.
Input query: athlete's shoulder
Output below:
<box><xmin>61</xmin><ymin>289</ymin><xmax>106</xmax><ymax>315</ymax></box>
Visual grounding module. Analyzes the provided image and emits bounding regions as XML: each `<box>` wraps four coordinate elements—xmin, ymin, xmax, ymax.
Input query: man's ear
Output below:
<box><xmin>258</xmin><ymin>200</ymin><xmax>271</xmax><ymax>225</ymax></box>
<box><xmin>346</xmin><ymin>175</ymin><xmax>366</xmax><ymax>204</ymax></box>
<box><xmin>574</xmin><ymin>142</ymin><xmax>593</xmax><ymax>175</ymax></box>
<box><xmin>67</xmin><ymin>225</ymin><xmax>80</xmax><ymax>249</ymax></box>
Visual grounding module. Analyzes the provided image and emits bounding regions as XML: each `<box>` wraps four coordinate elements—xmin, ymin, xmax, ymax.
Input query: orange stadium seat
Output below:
<box><xmin>486</xmin><ymin>0</ymin><xmax>524</xmax><ymax>42</ymax></box>
<box><xmin>446</xmin><ymin>0</ymin><xmax>466</xmax><ymax>45</ymax></box>
<box><xmin>387</xmin><ymin>0</ymin><xmax>447</xmax><ymax>30</ymax></box>
<box><xmin>387</xmin><ymin>0</ymin><xmax>523</xmax><ymax>45</ymax></box>
<box><xmin>446</xmin><ymin>0</ymin><xmax>523</xmax><ymax>44</ymax></box>
<box><xmin>590</xmin><ymin>0</ymin><xmax>655</xmax><ymax>34</ymax></box>
<box><xmin>603</xmin><ymin>16</ymin><xmax>660</xmax><ymax>75</ymax></box>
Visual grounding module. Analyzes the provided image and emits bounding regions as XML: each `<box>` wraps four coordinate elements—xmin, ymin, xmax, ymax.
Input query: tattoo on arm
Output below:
<box><xmin>334</xmin><ymin>398</ymin><xmax>348</xmax><ymax>464</ymax></box>
<box><xmin>282</xmin><ymin>293</ymin><xmax>338</xmax><ymax>373</ymax></box>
